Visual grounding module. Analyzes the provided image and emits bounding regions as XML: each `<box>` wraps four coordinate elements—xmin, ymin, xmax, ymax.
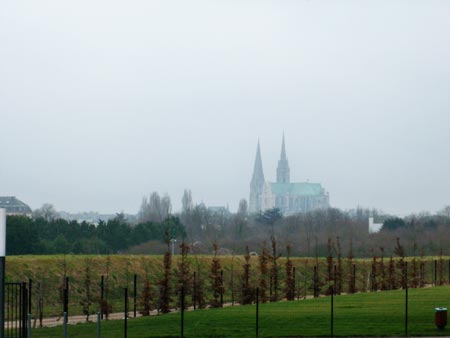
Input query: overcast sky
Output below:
<box><xmin>1</xmin><ymin>0</ymin><xmax>449</xmax><ymax>216</ymax></box>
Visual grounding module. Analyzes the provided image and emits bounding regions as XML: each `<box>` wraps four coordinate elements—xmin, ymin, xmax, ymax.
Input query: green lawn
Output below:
<box><xmin>32</xmin><ymin>286</ymin><xmax>450</xmax><ymax>337</ymax></box>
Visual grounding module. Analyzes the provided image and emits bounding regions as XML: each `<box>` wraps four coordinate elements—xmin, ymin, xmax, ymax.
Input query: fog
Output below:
<box><xmin>1</xmin><ymin>0</ymin><xmax>449</xmax><ymax>215</ymax></box>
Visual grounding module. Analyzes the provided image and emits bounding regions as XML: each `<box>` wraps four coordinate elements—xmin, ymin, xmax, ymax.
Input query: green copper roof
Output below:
<box><xmin>269</xmin><ymin>182</ymin><xmax>324</xmax><ymax>196</ymax></box>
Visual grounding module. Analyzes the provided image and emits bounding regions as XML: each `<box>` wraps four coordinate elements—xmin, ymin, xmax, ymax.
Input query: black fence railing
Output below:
<box><xmin>5</xmin><ymin>282</ymin><xmax>28</xmax><ymax>338</ymax></box>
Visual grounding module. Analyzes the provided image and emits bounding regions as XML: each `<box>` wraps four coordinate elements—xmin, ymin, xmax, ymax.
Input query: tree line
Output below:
<box><xmin>6</xmin><ymin>214</ymin><xmax>185</xmax><ymax>255</ymax></box>
<box><xmin>9</xmin><ymin>188</ymin><xmax>450</xmax><ymax>257</ymax></box>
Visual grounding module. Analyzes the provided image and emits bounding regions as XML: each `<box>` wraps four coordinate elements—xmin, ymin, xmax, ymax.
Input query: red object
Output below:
<box><xmin>435</xmin><ymin>307</ymin><xmax>447</xmax><ymax>329</ymax></box>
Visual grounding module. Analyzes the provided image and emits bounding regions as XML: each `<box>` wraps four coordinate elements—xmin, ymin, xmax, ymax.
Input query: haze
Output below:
<box><xmin>1</xmin><ymin>0</ymin><xmax>449</xmax><ymax>215</ymax></box>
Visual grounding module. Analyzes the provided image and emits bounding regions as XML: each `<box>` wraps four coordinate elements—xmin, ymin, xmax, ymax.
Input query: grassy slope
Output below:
<box><xmin>32</xmin><ymin>286</ymin><xmax>450</xmax><ymax>337</ymax></box>
<box><xmin>6</xmin><ymin>255</ymin><xmax>443</xmax><ymax>317</ymax></box>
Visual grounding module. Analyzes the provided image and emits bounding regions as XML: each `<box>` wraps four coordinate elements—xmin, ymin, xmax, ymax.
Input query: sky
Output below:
<box><xmin>1</xmin><ymin>0</ymin><xmax>450</xmax><ymax>216</ymax></box>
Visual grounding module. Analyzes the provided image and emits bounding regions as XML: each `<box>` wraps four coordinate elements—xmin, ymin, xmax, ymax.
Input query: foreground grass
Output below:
<box><xmin>32</xmin><ymin>286</ymin><xmax>450</xmax><ymax>337</ymax></box>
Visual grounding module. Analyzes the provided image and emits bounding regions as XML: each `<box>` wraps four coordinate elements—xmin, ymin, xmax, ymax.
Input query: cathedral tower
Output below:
<box><xmin>276</xmin><ymin>134</ymin><xmax>290</xmax><ymax>183</ymax></box>
<box><xmin>249</xmin><ymin>140</ymin><xmax>265</xmax><ymax>213</ymax></box>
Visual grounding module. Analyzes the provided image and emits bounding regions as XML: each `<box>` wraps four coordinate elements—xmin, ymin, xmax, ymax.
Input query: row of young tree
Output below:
<box><xmin>24</xmin><ymin>233</ymin><xmax>450</xmax><ymax>324</ymax></box>
<box><xmin>140</xmin><ymin>234</ymin><xmax>450</xmax><ymax>317</ymax></box>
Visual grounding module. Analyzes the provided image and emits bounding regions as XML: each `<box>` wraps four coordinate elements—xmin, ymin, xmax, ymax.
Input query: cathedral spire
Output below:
<box><xmin>251</xmin><ymin>140</ymin><xmax>265</xmax><ymax>184</ymax></box>
<box><xmin>276</xmin><ymin>133</ymin><xmax>290</xmax><ymax>183</ymax></box>
<box><xmin>281</xmin><ymin>133</ymin><xmax>287</xmax><ymax>160</ymax></box>
<box><xmin>249</xmin><ymin>140</ymin><xmax>265</xmax><ymax>213</ymax></box>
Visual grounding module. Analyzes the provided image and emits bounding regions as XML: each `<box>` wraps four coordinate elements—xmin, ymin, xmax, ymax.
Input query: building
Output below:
<box><xmin>249</xmin><ymin>136</ymin><xmax>330</xmax><ymax>215</ymax></box>
<box><xmin>368</xmin><ymin>217</ymin><xmax>383</xmax><ymax>233</ymax></box>
<box><xmin>0</xmin><ymin>196</ymin><xmax>32</xmax><ymax>217</ymax></box>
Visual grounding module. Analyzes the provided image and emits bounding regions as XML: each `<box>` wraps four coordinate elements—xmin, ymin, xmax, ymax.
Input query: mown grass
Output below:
<box><xmin>32</xmin><ymin>285</ymin><xmax>450</xmax><ymax>337</ymax></box>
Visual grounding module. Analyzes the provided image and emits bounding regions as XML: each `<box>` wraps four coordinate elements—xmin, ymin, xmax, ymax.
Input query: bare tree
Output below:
<box><xmin>33</xmin><ymin>203</ymin><xmax>59</xmax><ymax>221</ymax></box>
<box><xmin>285</xmin><ymin>244</ymin><xmax>295</xmax><ymax>301</ymax></box>
<box><xmin>182</xmin><ymin>189</ymin><xmax>193</xmax><ymax>214</ymax></box>
<box><xmin>237</xmin><ymin>199</ymin><xmax>248</xmax><ymax>217</ymax></box>
<box><xmin>438</xmin><ymin>205</ymin><xmax>450</xmax><ymax>218</ymax></box>
<box><xmin>160</xmin><ymin>194</ymin><xmax>172</xmax><ymax>220</ymax></box>
<box><xmin>137</xmin><ymin>197</ymin><xmax>150</xmax><ymax>223</ymax></box>
<box><xmin>258</xmin><ymin>241</ymin><xmax>269</xmax><ymax>303</ymax></box>
<box><xmin>149</xmin><ymin>192</ymin><xmax>162</xmax><ymax>222</ymax></box>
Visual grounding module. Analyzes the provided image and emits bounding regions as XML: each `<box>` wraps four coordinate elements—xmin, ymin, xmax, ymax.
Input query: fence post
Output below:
<box><xmin>27</xmin><ymin>314</ymin><xmax>32</xmax><ymax>338</ymax></box>
<box><xmin>220</xmin><ymin>270</ymin><xmax>224</xmax><ymax>307</ymax></box>
<box><xmin>269</xmin><ymin>276</ymin><xmax>273</xmax><ymax>300</ymax></box>
<box><xmin>22</xmin><ymin>282</ymin><xmax>28</xmax><ymax>338</ymax></box>
<box><xmin>181</xmin><ymin>287</ymin><xmax>185</xmax><ymax>338</ymax></box>
<box><xmin>352</xmin><ymin>264</ymin><xmax>356</xmax><ymax>293</ymax></box>
<box><xmin>434</xmin><ymin>260</ymin><xmax>437</xmax><ymax>287</ymax></box>
<box><xmin>97</xmin><ymin>312</ymin><xmax>101</xmax><ymax>338</ymax></box>
<box><xmin>100</xmin><ymin>276</ymin><xmax>104</xmax><ymax>319</ymax></box>
<box><xmin>193</xmin><ymin>272</ymin><xmax>197</xmax><ymax>310</ymax></box>
<box><xmin>124</xmin><ymin>288</ymin><xmax>128</xmax><ymax>338</ymax></box>
<box><xmin>0</xmin><ymin>208</ymin><xmax>5</xmax><ymax>338</ymax></box>
<box><xmin>256</xmin><ymin>287</ymin><xmax>259</xmax><ymax>338</ymax></box>
<box><xmin>331</xmin><ymin>283</ymin><xmax>334</xmax><ymax>338</ymax></box>
<box><xmin>133</xmin><ymin>274</ymin><xmax>137</xmax><ymax>318</ymax></box>
<box><xmin>231</xmin><ymin>271</ymin><xmax>235</xmax><ymax>306</ymax></box>
<box><xmin>293</xmin><ymin>267</ymin><xmax>296</xmax><ymax>300</ymax></box>
<box><xmin>63</xmin><ymin>312</ymin><xmax>68</xmax><ymax>338</ymax></box>
<box><xmin>405</xmin><ymin>262</ymin><xmax>408</xmax><ymax>337</ymax></box>
<box><xmin>28</xmin><ymin>279</ymin><xmax>32</xmax><ymax>317</ymax></box>
<box><xmin>157</xmin><ymin>286</ymin><xmax>161</xmax><ymax>315</ymax></box>
<box><xmin>64</xmin><ymin>277</ymin><xmax>69</xmax><ymax>317</ymax></box>
<box><xmin>448</xmin><ymin>259</ymin><xmax>450</xmax><ymax>285</ymax></box>
<box><xmin>313</xmin><ymin>266</ymin><xmax>319</xmax><ymax>298</ymax></box>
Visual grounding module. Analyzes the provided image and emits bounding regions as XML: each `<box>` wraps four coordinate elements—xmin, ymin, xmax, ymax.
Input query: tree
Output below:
<box><xmin>285</xmin><ymin>244</ymin><xmax>295</xmax><ymax>301</ymax></box>
<box><xmin>335</xmin><ymin>237</ymin><xmax>343</xmax><ymax>295</ymax></box>
<box><xmin>438</xmin><ymin>205</ymin><xmax>450</xmax><ymax>218</ymax></box>
<box><xmin>160</xmin><ymin>194</ymin><xmax>172</xmax><ymax>221</ymax></box>
<box><xmin>137</xmin><ymin>192</ymin><xmax>165</xmax><ymax>223</ymax></box>
<box><xmin>33</xmin><ymin>203</ymin><xmax>59</xmax><ymax>221</ymax></box>
<box><xmin>258</xmin><ymin>241</ymin><xmax>270</xmax><ymax>303</ymax></box>
<box><xmin>140</xmin><ymin>258</ymin><xmax>155</xmax><ymax>316</ymax></box>
<box><xmin>326</xmin><ymin>238</ymin><xmax>334</xmax><ymax>295</ymax></box>
<box><xmin>394</xmin><ymin>238</ymin><xmax>406</xmax><ymax>289</ymax></box>
<box><xmin>149</xmin><ymin>192</ymin><xmax>162</xmax><ymax>222</ymax></box>
<box><xmin>53</xmin><ymin>234</ymin><xmax>70</xmax><ymax>254</ymax></box>
<box><xmin>80</xmin><ymin>258</ymin><xmax>93</xmax><ymax>322</ymax></box>
<box><xmin>269</xmin><ymin>236</ymin><xmax>281</xmax><ymax>302</ymax></box>
<box><xmin>241</xmin><ymin>246</ymin><xmax>253</xmax><ymax>305</ymax></box>
<box><xmin>258</xmin><ymin>208</ymin><xmax>282</xmax><ymax>234</ymax></box>
<box><xmin>177</xmin><ymin>241</ymin><xmax>192</xmax><ymax>303</ymax></box>
<box><xmin>182</xmin><ymin>190</ymin><xmax>193</xmax><ymax>214</ymax></box>
<box><xmin>382</xmin><ymin>218</ymin><xmax>406</xmax><ymax>231</ymax></box>
<box><xmin>159</xmin><ymin>226</ymin><xmax>172</xmax><ymax>313</ymax></box>
<box><xmin>210</xmin><ymin>242</ymin><xmax>224</xmax><ymax>308</ymax></box>
<box><xmin>137</xmin><ymin>197</ymin><xmax>150</xmax><ymax>223</ymax></box>
<box><xmin>237</xmin><ymin>199</ymin><xmax>248</xmax><ymax>217</ymax></box>
<box><xmin>6</xmin><ymin>215</ymin><xmax>40</xmax><ymax>254</ymax></box>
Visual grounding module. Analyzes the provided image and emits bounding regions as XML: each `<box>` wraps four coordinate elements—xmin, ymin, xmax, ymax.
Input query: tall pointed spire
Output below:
<box><xmin>252</xmin><ymin>140</ymin><xmax>265</xmax><ymax>183</ymax></box>
<box><xmin>277</xmin><ymin>133</ymin><xmax>290</xmax><ymax>183</ymax></box>
<box><xmin>249</xmin><ymin>140</ymin><xmax>265</xmax><ymax>213</ymax></box>
<box><xmin>281</xmin><ymin>133</ymin><xmax>287</xmax><ymax>160</ymax></box>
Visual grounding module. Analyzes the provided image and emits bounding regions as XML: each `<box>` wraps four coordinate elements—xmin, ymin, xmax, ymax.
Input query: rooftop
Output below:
<box><xmin>0</xmin><ymin>196</ymin><xmax>32</xmax><ymax>214</ymax></box>
<box><xmin>269</xmin><ymin>182</ymin><xmax>325</xmax><ymax>196</ymax></box>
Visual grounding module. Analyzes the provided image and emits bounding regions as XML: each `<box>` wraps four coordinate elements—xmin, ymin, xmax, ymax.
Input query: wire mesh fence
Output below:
<box><xmin>11</xmin><ymin>256</ymin><xmax>450</xmax><ymax>337</ymax></box>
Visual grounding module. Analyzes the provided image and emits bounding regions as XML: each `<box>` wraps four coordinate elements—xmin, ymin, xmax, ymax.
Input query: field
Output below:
<box><xmin>30</xmin><ymin>285</ymin><xmax>450</xmax><ymax>337</ymax></box>
<box><xmin>6</xmin><ymin>254</ymin><xmax>447</xmax><ymax>318</ymax></box>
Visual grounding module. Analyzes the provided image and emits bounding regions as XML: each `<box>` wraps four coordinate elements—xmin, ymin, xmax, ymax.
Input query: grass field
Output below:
<box><xmin>31</xmin><ymin>285</ymin><xmax>450</xmax><ymax>337</ymax></box>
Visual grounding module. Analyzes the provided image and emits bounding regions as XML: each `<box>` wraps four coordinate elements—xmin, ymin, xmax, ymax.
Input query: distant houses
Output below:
<box><xmin>0</xmin><ymin>196</ymin><xmax>32</xmax><ymax>217</ymax></box>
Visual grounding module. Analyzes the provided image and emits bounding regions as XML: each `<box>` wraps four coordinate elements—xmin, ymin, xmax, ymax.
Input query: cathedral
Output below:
<box><xmin>249</xmin><ymin>136</ymin><xmax>330</xmax><ymax>215</ymax></box>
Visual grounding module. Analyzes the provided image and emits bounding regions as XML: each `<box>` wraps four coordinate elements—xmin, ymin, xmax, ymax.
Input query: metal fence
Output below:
<box><xmin>4</xmin><ymin>282</ymin><xmax>28</xmax><ymax>338</ymax></box>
